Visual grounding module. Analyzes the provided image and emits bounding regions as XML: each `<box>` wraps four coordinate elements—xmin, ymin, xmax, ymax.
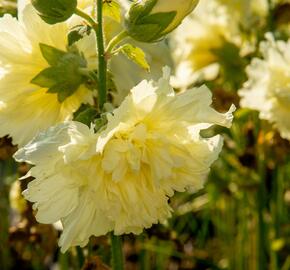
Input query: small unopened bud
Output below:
<box><xmin>31</xmin><ymin>0</ymin><xmax>77</xmax><ymax>24</ymax></box>
<box><xmin>125</xmin><ymin>0</ymin><xmax>199</xmax><ymax>42</ymax></box>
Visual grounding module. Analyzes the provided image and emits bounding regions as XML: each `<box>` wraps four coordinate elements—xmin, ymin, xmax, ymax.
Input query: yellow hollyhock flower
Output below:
<box><xmin>216</xmin><ymin>0</ymin><xmax>268</xmax><ymax>29</ymax></box>
<box><xmin>0</xmin><ymin>4</ymin><xmax>97</xmax><ymax>146</ymax></box>
<box><xmin>170</xmin><ymin>0</ymin><xmax>237</xmax><ymax>88</ymax></box>
<box><xmin>239</xmin><ymin>34</ymin><xmax>290</xmax><ymax>140</ymax></box>
<box><xmin>14</xmin><ymin>68</ymin><xmax>235</xmax><ymax>252</ymax></box>
<box><xmin>170</xmin><ymin>0</ymin><xmax>269</xmax><ymax>88</ymax></box>
<box><xmin>17</xmin><ymin>0</ymin><xmax>172</xmax><ymax>108</ymax></box>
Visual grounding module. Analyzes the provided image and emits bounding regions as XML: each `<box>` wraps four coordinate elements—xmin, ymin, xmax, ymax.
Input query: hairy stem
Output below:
<box><xmin>96</xmin><ymin>0</ymin><xmax>107</xmax><ymax>110</ymax></box>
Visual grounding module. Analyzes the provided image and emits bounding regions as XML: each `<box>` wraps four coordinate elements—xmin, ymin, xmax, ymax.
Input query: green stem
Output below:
<box><xmin>267</xmin><ymin>0</ymin><xmax>275</xmax><ymax>31</ymax></box>
<box><xmin>256</xmin><ymin>126</ymin><xmax>268</xmax><ymax>270</ymax></box>
<box><xmin>257</xmin><ymin>178</ymin><xmax>267</xmax><ymax>270</ymax></box>
<box><xmin>0</xmin><ymin>158</ymin><xmax>17</xmax><ymax>270</ymax></box>
<box><xmin>110</xmin><ymin>233</ymin><xmax>124</xmax><ymax>270</ymax></box>
<box><xmin>105</xmin><ymin>30</ymin><xmax>129</xmax><ymax>55</ymax></box>
<box><xmin>96</xmin><ymin>0</ymin><xmax>107</xmax><ymax>110</ymax></box>
<box><xmin>75</xmin><ymin>8</ymin><xmax>98</xmax><ymax>31</ymax></box>
<box><xmin>76</xmin><ymin>246</ymin><xmax>85</xmax><ymax>269</ymax></box>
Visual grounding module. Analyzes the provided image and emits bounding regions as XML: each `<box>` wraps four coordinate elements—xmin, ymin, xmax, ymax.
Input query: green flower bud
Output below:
<box><xmin>125</xmin><ymin>0</ymin><xmax>199</xmax><ymax>42</ymax></box>
<box><xmin>31</xmin><ymin>0</ymin><xmax>77</xmax><ymax>24</ymax></box>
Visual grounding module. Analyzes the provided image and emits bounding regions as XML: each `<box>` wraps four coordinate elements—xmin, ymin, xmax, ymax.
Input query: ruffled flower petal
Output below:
<box><xmin>239</xmin><ymin>34</ymin><xmax>290</xmax><ymax>139</ymax></box>
<box><xmin>0</xmin><ymin>5</ymin><xmax>96</xmax><ymax>146</ymax></box>
<box><xmin>15</xmin><ymin>69</ymin><xmax>234</xmax><ymax>251</ymax></box>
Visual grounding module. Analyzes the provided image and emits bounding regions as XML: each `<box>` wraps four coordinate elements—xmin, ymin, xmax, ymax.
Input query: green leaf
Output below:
<box><xmin>119</xmin><ymin>44</ymin><xmax>150</xmax><ymax>71</ymax></box>
<box><xmin>31</xmin><ymin>44</ymin><xmax>89</xmax><ymax>102</ymax></box>
<box><xmin>68</xmin><ymin>30</ymin><xmax>83</xmax><ymax>47</ymax></box>
<box><xmin>83</xmin><ymin>70</ymin><xmax>98</xmax><ymax>91</ymax></box>
<box><xmin>94</xmin><ymin>114</ymin><xmax>108</xmax><ymax>132</ymax></box>
<box><xmin>47</xmin><ymin>82</ymin><xmax>79</xmax><ymax>102</ymax></box>
<box><xmin>39</xmin><ymin>43</ymin><xmax>66</xmax><ymax>66</ymax></box>
<box><xmin>68</xmin><ymin>25</ymin><xmax>92</xmax><ymax>46</ymax></box>
<box><xmin>138</xmin><ymin>11</ymin><xmax>176</xmax><ymax>30</ymax></box>
<box><xmin>103</xmin><ymin>0</ymin><xmax>121</xmax><ymax>22</ymax></box>
<box><xmin>73</xmin><ymin>104</ymin><xmax>98</xmax><ymax>127</ymax></box>
<box><xmin>31</xmin><ymin>67</ymin><xmax>58</xmax><ymax>88</ymax></box>
<box><xmin>126</xmin><ymin>23</ymin><xmax>162</xmax><ymax>42</ymax></box>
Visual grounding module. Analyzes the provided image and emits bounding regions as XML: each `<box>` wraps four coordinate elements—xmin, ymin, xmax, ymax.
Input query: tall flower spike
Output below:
<box><xmin>239</xmin><ymin>34</ymin><xmax>290</xmax><ymax>140</ymax></box>
<box><xmin>0</xmin><ymin>5</ymin><xmax>97</xmax><ymax>146</ymax></box>
<box><xmin>14</xmin><ymin>68</ymin><xmax>235</xmax><ymax>252</ymax></box>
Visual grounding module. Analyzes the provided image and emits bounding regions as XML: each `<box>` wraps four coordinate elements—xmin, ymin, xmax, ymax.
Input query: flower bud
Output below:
<box><xmin>31</xmin><ymin>0</ymin><xmax>77</xmax><ymax>24</ymax></box>
<box><xmin>125</xmin><ymin>0</ymin><xmax>199</xmax><ymax>42</ymax></box>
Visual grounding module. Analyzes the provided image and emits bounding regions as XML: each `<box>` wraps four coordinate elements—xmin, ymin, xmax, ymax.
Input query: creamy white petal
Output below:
<box><xmin>0</xmin><ymin>5</ymin><xmax>96</xmax><ymax>146</ymax></box>
<box><xmin>239</xmin><ymin>34</ymin><xmax>290</xmax><ymax>140</ymax></box>
<box><xmin>16</xmin><ymin>71</ymin><xmax>234</xmax><ymax>252</ymax></box>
